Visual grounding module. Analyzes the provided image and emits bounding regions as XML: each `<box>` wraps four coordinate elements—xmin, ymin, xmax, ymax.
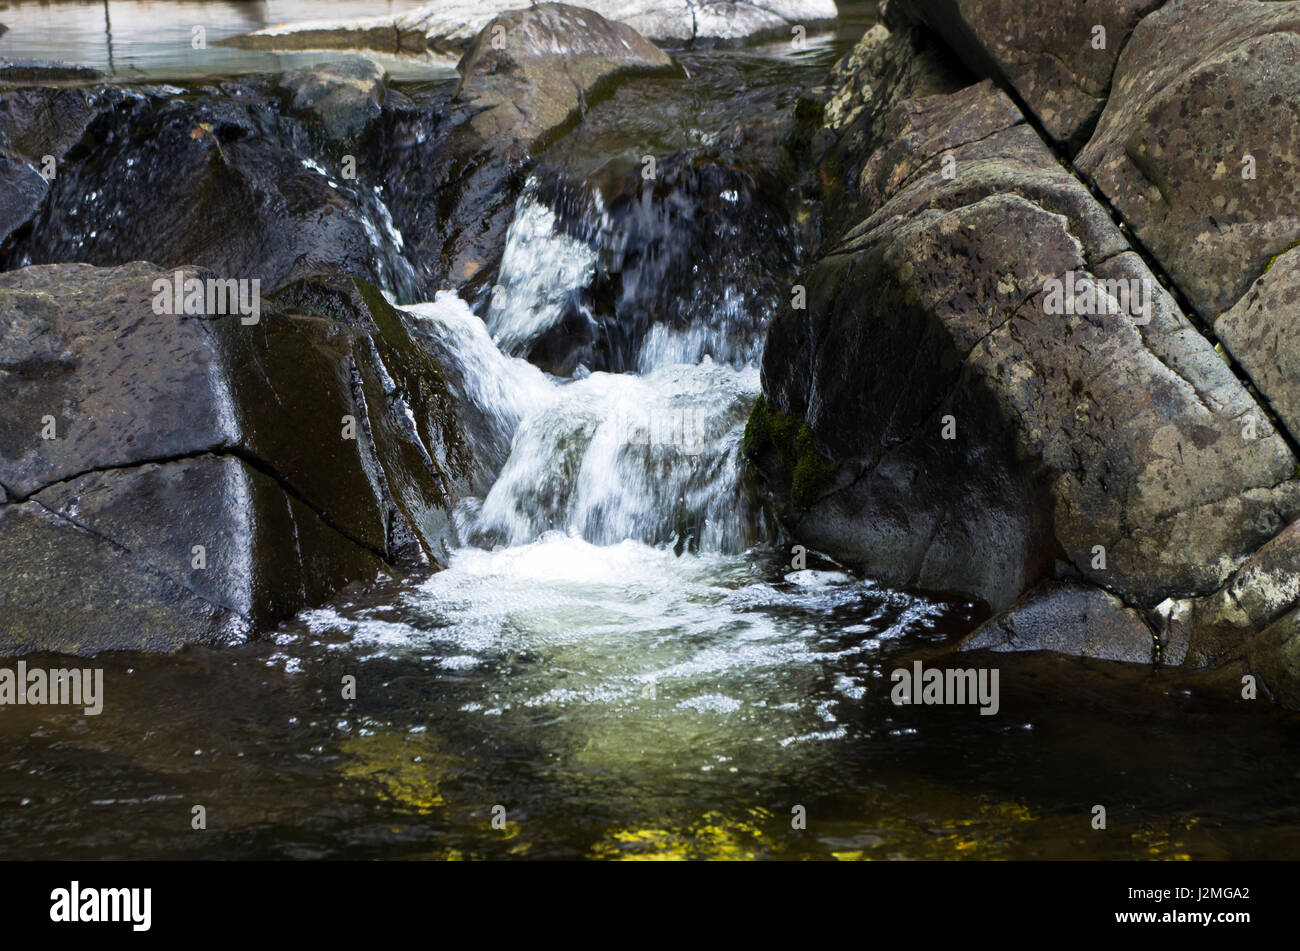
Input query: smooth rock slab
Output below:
<box><xmin>961</xmin><ymin>581</ymin><xmax>1157</xmax><ymax>664</ymax></box>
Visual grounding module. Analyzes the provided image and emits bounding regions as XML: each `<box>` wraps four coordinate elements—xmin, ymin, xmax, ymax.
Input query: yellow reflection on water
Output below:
<box><xmin>338</xmin><ymin>732</ymin><xmax>458</xmax><ymax>815</ymax></box>
<box><xmin>589</xmin><ymin>807</ymin><xmax>782</xmax><ymax>860</ymax></box>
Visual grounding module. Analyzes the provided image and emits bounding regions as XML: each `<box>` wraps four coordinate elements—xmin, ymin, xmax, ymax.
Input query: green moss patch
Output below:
<box><xmin>743</xmin><ymin>396</ymin><xmax>838</xmax><ymax>510</ymax></box>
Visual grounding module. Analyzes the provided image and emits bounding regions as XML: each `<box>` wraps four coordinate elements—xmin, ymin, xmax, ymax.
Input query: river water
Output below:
<box><xmin>4</xmin><ymin>1</ymin><xmax>1300</xmax><ymax>861</ymax></box>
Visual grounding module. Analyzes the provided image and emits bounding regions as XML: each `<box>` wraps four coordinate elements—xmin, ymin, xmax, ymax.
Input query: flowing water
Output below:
<box><xmin>5</xmin><ymin>2</ymin><xmax>1300</xmax><ymax>861</ymax></box>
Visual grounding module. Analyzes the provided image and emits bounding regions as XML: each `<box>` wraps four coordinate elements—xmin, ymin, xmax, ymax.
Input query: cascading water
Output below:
<box><xmin>6</xmin><ymin>28</ymin><xmax>1280</xmax><ymax>863</ymax></box>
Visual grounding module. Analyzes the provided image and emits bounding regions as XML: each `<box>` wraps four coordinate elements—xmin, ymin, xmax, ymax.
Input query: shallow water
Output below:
<box><xmin>0</xmin><ymin>0</ymin><xmax>451</xmax><ymax>80</ymax></box>
<box><xmin>5</xmin><ymin>539</ymin><xmax>1300</xmax><ymax>860</ymax></box>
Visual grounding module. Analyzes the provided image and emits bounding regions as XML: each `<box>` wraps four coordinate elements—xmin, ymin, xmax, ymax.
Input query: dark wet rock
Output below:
<box><xmin>1076</xmin><ymin>0</ymin><xmax>1300</xmax><ymax>320</ymax></box>
<box><xmin>378</xmin><ymin>3</ymin><xmax>676</xmax><ymax>295</ymax></box>
<box><xmin>0</xmin><ymin>86</ymin><xmax>130</xmax><ymax>255</ymax></box>
<box><xmin>221</xmin><ymin>0</ymin><xmax>839</xmax><ymax>54</ymax></box>
<box><xmin>0</xmin><ymin>149</ymin><xmax>46</xmax><ymax>247</ymax></box>
<box><xmin>275</xmin><ymin>56</ymin><xmax>387</xmax><ymax>148</ymax></box>
<box><xmin>961</xmin><ymin>581</ymin><xmax>1156</xmax><ymax>664</ymax></box>
<box><xmin>0</xmin><ymin>263</ymin><xmax>473</xmax><ymax>654</ymax></box>
<box><xmin>4</xmin><ymin>83</ymin><xmax>419</xmax><ymax>297</ymax></box>
<box><xmin>0</xmin><ymin>85</ymin><xmax>125</xmax><ymax>162</ymax></box>
<box><xmin>1216</xmin><ymin>247</ymin><xmax>1300</xmax><ymax>445</ymax></box>
<box><xmin>889</xmin><ymin>0</ymin><xmax>1163</xmax><ymax>150</ymax></box>
<box><xmin>0</xmin><ymin>58</ymin><xmax>103</xmax><ymax>84</ymax></box>
<box><xmin>751</xmin><ymin>75</ymin><xmax>1300</xmax><ymax>613</ymax></box>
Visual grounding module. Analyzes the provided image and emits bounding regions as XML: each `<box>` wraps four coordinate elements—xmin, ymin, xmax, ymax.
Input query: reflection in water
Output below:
<box><xmin>0</xmin><ymin>0</ymin><xmax>450</xmax><ymax>80</ymax></box>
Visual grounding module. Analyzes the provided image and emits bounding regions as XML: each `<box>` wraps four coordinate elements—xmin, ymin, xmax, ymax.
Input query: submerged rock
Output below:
<box><xmin>0</xmin><ymin>263</ymin><xmax>474</xmax><ymax>654</ymax></box>
<box><xmin>275</xmin><ymin>56</ymin><xmax>387</xmax><ymax>148</ymax></box>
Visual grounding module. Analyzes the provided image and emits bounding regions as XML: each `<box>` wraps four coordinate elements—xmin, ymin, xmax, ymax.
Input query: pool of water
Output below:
<box><xmin>4</xmin><ymin>537</ymin><xmax>1300</xmax><ymax>860</ymax></box>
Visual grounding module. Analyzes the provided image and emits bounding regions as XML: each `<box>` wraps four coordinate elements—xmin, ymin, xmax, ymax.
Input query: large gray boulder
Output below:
<box><xmin>1076</xmin><ymin>0</ymin><xmax>1300</xmax><ymax>321</ymax></box>
<box><xmin>751</xmin><ymin>76</ymin><xmax>1300</xmax><ymax>616</ymax></box>
<box><xmin>0</xmin><ymin>263</ymin><xmax>473</xmax><ymax>654</ymax></box>
<box><xmin>381</xmin><ymin>3</ymin><xmax>676</xmax><ymax>293</ymax></box>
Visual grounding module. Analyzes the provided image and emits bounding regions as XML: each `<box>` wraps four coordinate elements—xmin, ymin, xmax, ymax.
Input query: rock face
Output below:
<box><xmin>1216</xmin><ymin>248</ymin><xmax>1300</xmax><ymax>443</ymax></box>
<box><xmin>1075</xmin><ymin>0</ymin><xmax>1300</xmax><ymax>321</ymax></box>
<box><xmin>752</xmin><ymin>76</ymin><xmax>1300</xmax><ymax>614</ymax></box>
<box><xmin>0</xmin><ymin>263</ymin><xmax>473</xmax><ymax>654</ymax></box>
<box><xmin>746</xmin><ymin>1</ymin><xmax>1300</xmax><ymax>705</ymax></box>
<box><xmin>221</xmin><ymin>0</ymin><xmax>839</xmax><ymax>54</ymax></box>
<box><xmin>889</xmin><ymin>0</ymin><xmax>1163</xmax><ymax>150</ymax></box>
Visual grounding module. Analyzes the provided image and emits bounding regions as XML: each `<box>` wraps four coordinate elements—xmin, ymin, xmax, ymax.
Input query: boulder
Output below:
<box><xmin>750</xmin><ymin>76</ymin><xmax>1300</xmax><ymax>614</ymax></box>
<box><xmin>0</xmin><ymin>263</ymin><xmax>473</xmax><ymax>654</ymax></box>
<box><xmin>1076</xmin><ymin>0</ymin><xmax>1300</xmax><ymax>320</ymax></box>
<box><xmin>4</xmin><ymin>82</ymin><xmax>420</xmax><ymax>298</ymax></box>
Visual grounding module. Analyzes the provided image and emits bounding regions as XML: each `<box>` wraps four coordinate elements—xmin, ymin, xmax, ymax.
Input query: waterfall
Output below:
<box><xmin>403</xmin><ymin>170</ymin><xmax>772</xmax><ymax>556</ymax></box>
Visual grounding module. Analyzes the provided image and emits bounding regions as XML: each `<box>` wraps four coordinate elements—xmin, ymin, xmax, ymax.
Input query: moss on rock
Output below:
<box><xmin>743</xmin><ymin>396</ymin><xmax>838</xmax><ymax>510</ymax></box>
